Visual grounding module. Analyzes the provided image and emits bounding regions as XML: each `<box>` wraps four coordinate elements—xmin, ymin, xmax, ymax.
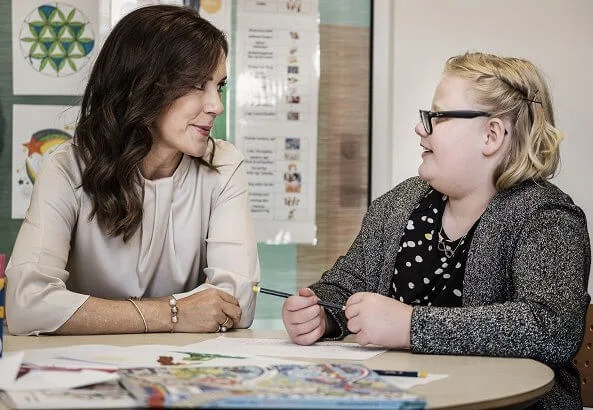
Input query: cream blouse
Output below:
<box><xmin>6</xmin><ymin>140</ymin><xmax>260</xmax><ymax>335</ymax></box>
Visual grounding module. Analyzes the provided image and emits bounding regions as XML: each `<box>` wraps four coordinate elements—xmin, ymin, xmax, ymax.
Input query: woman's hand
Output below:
<box><xmin>344</xmin><ymin>292</ymin><xmax>412</xmax><ymax>348</ymax></box>
<box><xmin>176</xmin><ymin>288</ymin><xmax>241</xmax><ymax>333</ymax></box>
<box><xmin>282</xmin><ymin>288</ymin><xmax>326</xmax><ymax>345</ymax></box>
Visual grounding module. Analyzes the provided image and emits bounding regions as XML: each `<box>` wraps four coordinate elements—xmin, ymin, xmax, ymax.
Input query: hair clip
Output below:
<box><xmin>521</xmin><ymin>89</ymin><xmax>542</xmax><ymax>105</ymax></box>
<box><xmin>521</xmin><ymin>97</ymin><xmax>542</xmax><ymax>105</ymax></box>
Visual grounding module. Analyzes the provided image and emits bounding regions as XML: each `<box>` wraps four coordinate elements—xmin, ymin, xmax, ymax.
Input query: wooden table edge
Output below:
<box><xmin>432</xmin><ymin>378</ymin><xmax>554</xmax><ymax>410</ymax></box>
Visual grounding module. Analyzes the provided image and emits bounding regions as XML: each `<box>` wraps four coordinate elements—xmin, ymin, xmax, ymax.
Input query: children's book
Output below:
<box><xmin>119</xmin><ymin>363</ymin><xmax>426</xmax><ymax>409</ymax></box>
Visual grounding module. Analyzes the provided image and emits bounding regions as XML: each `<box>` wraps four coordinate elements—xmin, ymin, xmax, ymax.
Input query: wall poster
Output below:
<box><xmin>11</xmin><ymin>0</ymin><xmax>99</xmax><ymax>95</ymax></box>
<box><xmin>12</xmin><ymin>105</ymin><xmax>80</xmax><ymax>219</ymax></box>
<box><xmin>235</xmin><ymin>0</ymin><xmax>319</xmax><ymax>244</ymax></box>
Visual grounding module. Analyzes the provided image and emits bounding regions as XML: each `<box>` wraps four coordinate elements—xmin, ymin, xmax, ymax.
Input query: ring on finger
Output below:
<box><xmin>217</xmin><ymin>324</ymin><xmax>222</xmax><ymax>332</ymax></box>
<box><xmin>221</xmin><ymin>317</ymin><xmax>231</xmax><ymax>328</ymax></box>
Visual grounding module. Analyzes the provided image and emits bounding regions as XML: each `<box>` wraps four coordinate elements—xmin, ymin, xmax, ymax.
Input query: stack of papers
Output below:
<box><xmin>0</xmin><ymin>344</ymin><xmax>305</xmax><ymax>409</ymax></box>
<box><xmin>0</xmin><ymin>339</ymin><xmax>445</xmax><ymax>409</ymax></box>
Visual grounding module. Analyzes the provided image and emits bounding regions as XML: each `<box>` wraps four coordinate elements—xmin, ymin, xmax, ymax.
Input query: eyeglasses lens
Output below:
<box><xmin>420</xmin><ymin>111</ymin><xmax>431</xmax><ymax>134</ymax></box>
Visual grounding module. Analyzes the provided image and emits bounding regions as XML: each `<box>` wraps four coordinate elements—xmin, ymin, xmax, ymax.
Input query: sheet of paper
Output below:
<box><xmin>191</xmin><ymin>337</ymin><xmax>387</xmax><ymax>360</ymax></box>
<box><xmin>4</xmin><ymin>369</ymin><xmax>118</xmax><ymax>392</ymax></box>
<box><xmin>382</xmin><ymin>373</ymin><xmax>449</xmax><ymax>389</ymax></box>
<box><xmin>24</xmin><ymin>344</ymin><xmax>304</xmax><ymax>369</ymax></box>
<box><xmin>0</xmin><ymin>351</ymin><xmax>24</xmax><ymax>389</ymax></box>
<box><xmin>23</xmin><ymin>346</ymin><xmax>119</xmax><ymax>370</ymax></box>
<box><xmin>0</xmin><ymin>349</ymin><xmax>118</xmax><ymax>392</ymax></box>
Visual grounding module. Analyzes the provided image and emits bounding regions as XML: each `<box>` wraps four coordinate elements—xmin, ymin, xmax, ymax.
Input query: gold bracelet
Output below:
<box><xmin>128</xmin><ymin>298</ymin><xmax>148</xmax><ymax>333</ymax></box>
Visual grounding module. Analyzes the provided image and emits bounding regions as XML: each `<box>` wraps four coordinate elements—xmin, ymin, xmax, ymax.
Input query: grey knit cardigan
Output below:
<box><xmin>310</xmin><ymin>176</ymin><xmax>591</xmax><ymax>409</ymax></box>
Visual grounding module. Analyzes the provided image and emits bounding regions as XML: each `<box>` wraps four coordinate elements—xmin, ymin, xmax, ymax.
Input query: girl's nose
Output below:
<box><xmin>415</xmin><ymin>121</ymin><xmax>428</xmax><ymax>137</ymax></box>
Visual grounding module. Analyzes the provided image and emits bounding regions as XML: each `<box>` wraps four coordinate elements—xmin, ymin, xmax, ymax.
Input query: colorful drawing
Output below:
<box><xmin>26</xmin><ymin>129</ymin><xmax>72</xmax><ymax>182</ymax></box>
<box><xmin>12</xmin><ymin>104</ymin><xmax>79</xmax><ymax>219</ymax></box>
<box><xmin>13</xmin><ymin>128</ymin><xmax>72</xmax><ymax>211</ymax></box>
<box><xmin>119</xmin><ymin>363</ymin><xmax>426</xmax><ymax>408</ymax></box>
<box><xmin>158</xmin><ymin>352</ymin><xmax>246</xmax><ymax>366</ymax></box>
<box><xmin>18</xmin><ymin>2</ymin><xmax>95</xmax><ymax>76</ymax></box>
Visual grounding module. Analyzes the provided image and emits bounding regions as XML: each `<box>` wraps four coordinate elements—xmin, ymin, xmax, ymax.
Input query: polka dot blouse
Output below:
<box><xmin>389</xmin><ymin>189</ymin><xmax>479</xmax><ymax>307</ymax></box>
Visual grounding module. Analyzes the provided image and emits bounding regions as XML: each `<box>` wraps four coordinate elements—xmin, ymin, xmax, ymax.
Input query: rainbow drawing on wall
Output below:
<box><xmin>12</xmin><ymin>104</ymin><xmax>80</xmax><ymax>219</ymax></box>
<box><xmin>22</xmin><ymin>129</ymin><xmax>72</xmax><ymax>184</ymax></box>
<box><xmin>18</xmin><ymin>2</ymin><xmax>95</xmax><ymax>76</ymax></box>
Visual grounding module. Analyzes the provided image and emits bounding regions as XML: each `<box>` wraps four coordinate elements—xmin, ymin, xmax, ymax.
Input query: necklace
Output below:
<box><xmin>437</xmin><ymin>225</ymin><xmax>467</xmax><ymax>258</ymax></box>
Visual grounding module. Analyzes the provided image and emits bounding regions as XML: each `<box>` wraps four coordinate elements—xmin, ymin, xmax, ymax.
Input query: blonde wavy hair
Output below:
<box><xmin>444</xmin><ymin>52</ymin><xmax>562</xmax><ymax>190</ymax></box>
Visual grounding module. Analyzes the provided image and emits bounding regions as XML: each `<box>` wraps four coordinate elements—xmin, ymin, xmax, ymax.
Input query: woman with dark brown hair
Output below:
<box><xmin>6</xmin><ymin>5</ymin><xmax>260</xmax><ymax>335</ymax></box>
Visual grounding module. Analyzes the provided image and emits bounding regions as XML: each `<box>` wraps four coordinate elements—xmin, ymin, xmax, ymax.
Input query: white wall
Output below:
<box><xmin>372</xmin><ymin>0</ymin><xmax>593</xmax><ymax>293</ymax></box>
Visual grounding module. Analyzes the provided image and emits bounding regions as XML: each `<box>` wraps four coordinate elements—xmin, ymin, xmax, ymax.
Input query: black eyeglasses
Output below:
<box><xmin>419</xmin><ymin>109</ymin><xmax>491</xmax><ymax>135</ymax></box>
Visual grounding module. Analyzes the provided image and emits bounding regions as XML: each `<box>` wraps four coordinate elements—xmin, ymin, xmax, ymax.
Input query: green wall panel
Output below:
<box><xmin>319</xmin><ymin>0</ymin><xmax>370</xmax><ymax>27</ymax></box>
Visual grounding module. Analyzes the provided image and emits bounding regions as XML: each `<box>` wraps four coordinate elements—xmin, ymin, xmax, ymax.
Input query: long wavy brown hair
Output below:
<box><xmin>74</xmin><ymin>5</ymin><xmax>228</xmax><ymax>241</ymax></box>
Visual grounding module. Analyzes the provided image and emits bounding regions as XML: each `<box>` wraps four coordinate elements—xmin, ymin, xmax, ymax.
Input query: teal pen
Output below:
<box><xmin>252</xmin><ymin>285</ymin><xmax>345</xmax><ymax>311</ymax></box>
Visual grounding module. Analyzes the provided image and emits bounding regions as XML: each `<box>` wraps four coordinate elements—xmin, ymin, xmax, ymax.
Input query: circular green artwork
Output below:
<box><xmin>19</xmin><ymin>2</ymin><xmax>95</xmax><ymax>76</ymax></box>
